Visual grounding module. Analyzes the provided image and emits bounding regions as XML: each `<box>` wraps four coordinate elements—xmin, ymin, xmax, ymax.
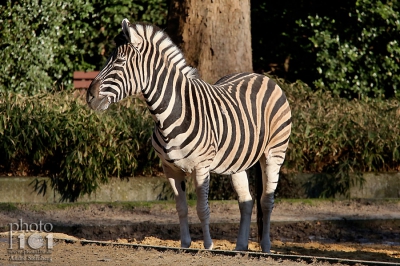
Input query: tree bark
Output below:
<box><xmin>167</xmin><ymin>0</ymin><xmax>253</xmax><ymax>83</ymax></box>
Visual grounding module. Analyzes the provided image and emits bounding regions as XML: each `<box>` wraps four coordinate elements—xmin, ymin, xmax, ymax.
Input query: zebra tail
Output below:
<box><xmin>254</xmin><ymin>161</ymin><xmax>263</xmax><ymax>242</ymax></box>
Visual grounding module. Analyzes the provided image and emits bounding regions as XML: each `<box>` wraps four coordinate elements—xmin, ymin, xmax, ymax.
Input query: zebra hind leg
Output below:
<box><xmin>193</xmin><ymin>168</ymin><xmax>213</xmax><ymax>250</ymax></box>
<box><xmin>230</xmin><ymin>171</ymin><xmax>253</xmax><ymax>251</ymax></box>
<box><xmin>259</xmin><ymin>151</ymin><xmax>285</xmax><ymax>253</ymax></box>
<box><xmin>164</xmin><ymin>164</ymin><xmax>191</xmax><ymax>248</ymax></box>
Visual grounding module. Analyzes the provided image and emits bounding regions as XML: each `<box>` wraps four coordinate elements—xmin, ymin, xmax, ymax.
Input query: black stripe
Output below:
<box><xmin>224</xmin><ymin>78</ymin><xmax>252</xmax><ymax>170</ymax></box>
<box><xmin>208</xmin><ymin>88</ymin><xmax>239</xmax><ymax>170</ymax></box>
<box><xmin>268</xmin><ymin>92</ymin><xmax>288</xmax><ymax>125</ymax></box>
<box><xmin>161</xmin><ymin>83</ymin><xmax>202</xmax><ymax>152</ymax></box>
<box><xmin>152</xmin><ymin>71</ymin><xmax>177</xmax><ymax>117</ymax></box>
<box><xmin>269</xmin><ymin>135</ymin><xmax>291</xmax><ymax>150</ymax></box>
<box><xmin>159</xmin><ymin>77</ymin><xmax>184</xmax><ymax>131</ymax></box>
<box><xmin>146</xmin><ymin>66</ymin><xmax>169</xmax><ymax>106</ymax></box>
<box><xmin>253</xmin><ymin>78</ymin><xmax>276</xmax><ymax>160</ymax></box>
<box><xmin>237</xmin><ymin>76</ymin><xmax>264</xmax><ymax>170</ymax></box>
<box><xmin>207</xmin><ymin>84</ymin><xmax>230</xmax><ymax>150</ymax></box>
<box><xmin>269</xmin><ymin>117</ymin><xmax>292</xmax><ymax>141</ymax></box>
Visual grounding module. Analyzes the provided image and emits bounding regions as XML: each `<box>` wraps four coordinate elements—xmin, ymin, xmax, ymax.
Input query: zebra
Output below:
<box><xmin>86</xmin><ymin>19</ymin><xmax>292</xmax><ymax>253</ymax></box>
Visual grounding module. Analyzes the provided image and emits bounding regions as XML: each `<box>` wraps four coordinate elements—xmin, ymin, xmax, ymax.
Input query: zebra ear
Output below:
<box><xmin>121</xmin><ymin>18</ymin><xmax>142</xmax><ymax>47</ymax></box>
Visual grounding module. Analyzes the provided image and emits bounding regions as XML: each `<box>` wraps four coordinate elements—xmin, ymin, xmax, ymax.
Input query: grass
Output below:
<box><xmin>275</xmin><ymin>198</ymin><xmax>335</xmax><ymax>206</ymax></box>
<box><xmin>26</xmin><ymin>201</ymin><xmax>177</xmax><ymax>212</ymax></box>
<box><xmin>1</xmin><ymin>198</ymin><xmax>399</xmax><ymax>213</ymax></box>
<box><xmin>0</xmin><ymin>203</ymin><xmax>18</xmax><ymax>211</ymax></box>
<box><xmin>0</xmin><ymin>200</ymin><xmax>236</xmax><ymax>213</ymax></box>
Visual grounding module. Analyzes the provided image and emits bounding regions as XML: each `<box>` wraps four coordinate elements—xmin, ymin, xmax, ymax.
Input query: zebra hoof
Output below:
<box><xmin>181</xmin><ymin>240</ymin><xmax>191</xmax><ymax>249</ymax></box>
<box><xmin>234</xmin><ymin>245</ymin><xmax>248</xmax><ymax>251</ymax></box>
<box><xmin>204</xmin><ymin>242</ymin><xmax>214</xmax><ymax>250</ymax></box>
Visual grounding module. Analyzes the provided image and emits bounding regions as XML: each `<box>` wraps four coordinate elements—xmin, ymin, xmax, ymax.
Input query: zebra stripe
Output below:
<box><xmin>86</xmin><ymin>19</ymin><xmax>292</xmax><ymax>253</ymax></box>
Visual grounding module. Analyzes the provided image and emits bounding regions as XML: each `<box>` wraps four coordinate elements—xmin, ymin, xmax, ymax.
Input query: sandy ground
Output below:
<box><xmin>0</xmin><ymin>240</ymin><xmax>369</xmax><ymax>266</ymax></box>
<box><xmin>0</xmin><ymin>199</ymin><xmax>399</xmax><ymax>265</ymax></box>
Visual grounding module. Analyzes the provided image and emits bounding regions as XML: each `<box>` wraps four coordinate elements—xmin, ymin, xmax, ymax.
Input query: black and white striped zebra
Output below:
<box><xmin>87</xmin><ymin>19</ymin><xmax>292</xmax><ymax>253</ymax></box>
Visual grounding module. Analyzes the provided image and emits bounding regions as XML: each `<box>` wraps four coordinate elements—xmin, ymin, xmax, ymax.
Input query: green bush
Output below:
<box><xmin>280</xmin><ymin>76</ymin><xmax>400</xmax><ymax>173</ymax></box>
<box><xmin>0</xmin><ymin>93</ymin><xmax>156</xmax><ymax>201</ymax></box>
<box><xmin>278</xmin><ymin>76</ymin><xmax>400</xmax><ymax>197</ymax></box>
<box><xmin>252</xmin><ymin>0</ymin><xmax>400</xmax><ymax>99</ymax></box>
<box><xmin>298</xmin><ymin>0</ymin><xmax>400</xmax><ymax>98</ymax></box>
<box><xmin>0</xmin><ymin>0</ymin><xmax>93</xmax><ymax>95</ymax></box>
<box><xmin>0</xmin><ymin>0</ymin><xmax>167</xmax><ymax>95</ymax></box>
<box><xmin>1</xmin><ymin>78</ymin><xmax>399</xmax><ymax>200</ymax></box>
<box><xmin>4</xmin><ymin>0</ymin><xmax>398</xmax><ymax>99</ymax></box>
<box><xmin>79</xmin><ymin>0</ymin><xmax>168</xmax><ymax>70</ymax></box>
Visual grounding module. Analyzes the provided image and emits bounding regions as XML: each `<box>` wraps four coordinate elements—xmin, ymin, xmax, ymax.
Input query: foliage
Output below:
<box><xmin>0</xmin><ymin>93</ymin><xmax>156</xmax><ymax>201</ymax></box>
<box><xmin>4</xmin><ymin>0</ymin><xmax>398</xmax><ymax>99</ymax></box>
<box><xmin>80</xmin><ymin>0</ymin><xmax>168</xmax><ymax>70</ymax></box>
<box><xmin>251</xmin><ymin>0</ymin><xmax>400</xmax><ymax>99</ymax></box>
<box><xmin>281</xmin><ymin>77</ymin><xmax>400</xmax><ymax>174</ymax></box>
<box><xmin>2</xmin><ymin>77</ymin><xmax>399</xmax><ymax>200</ymax></box>
<box><xmin>0</xmin><ymin>0</ymin><xmax>93</xmax><ymax>95</ymax></box>
<box><xmin>303</xmin><ymin>166</ymin><xmax>365</xmax><ymax>199</ymax></box>
<box><xmin>298</xmin><ymin>0</ymin><xmax>400</xmax><ymax>98</ymax></box>
<box><xmin>0</xmin><ymin>203</ymin><xmax>18</xmax><ymax>211</ymax></box>
<box><xmin>277</xmin><ymin>76</ymin><xmax>400</xmax><ymax>198</ymax></box>
<box><xmin>0</xmin><ymin>0</ymin><xmax>168</xmax><ymax>95</ymax></box>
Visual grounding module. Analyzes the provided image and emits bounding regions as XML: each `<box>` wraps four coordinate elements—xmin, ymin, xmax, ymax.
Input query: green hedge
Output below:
<box><xmin>282</xmin><ymin>78</ymin><xmax>400</xmax><ymax>173</ymax></box>
<box><xmin>0</xmin><ymin>0</ymin><xmax>167</xmax><ymax>95</ymax></box>
<box><xmin>280</xmin><ymin>77</ymin><xmax>400</xmax><ymax>197</ymax></box>
<box><xmin>0</xmin><ymin>94</ymin><xmax>156</xmax><ymax>201</ymax></box>
<box><xmin>0</xmin><ymin>79</ymin><xmax>399</xmax><ymax>201</ymax></box>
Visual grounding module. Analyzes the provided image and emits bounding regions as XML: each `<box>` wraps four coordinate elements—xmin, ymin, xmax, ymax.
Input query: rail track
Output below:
<box><xmin>79</xmin><ymin>239</ymin><xmax>400</xmax><ymax>266</ymax></box>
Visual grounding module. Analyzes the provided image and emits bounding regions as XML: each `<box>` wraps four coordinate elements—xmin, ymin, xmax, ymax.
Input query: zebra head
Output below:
<box><xmin>87</xmin><ymin>19</ymin><xmax>146</xmax><ymax>111</ymax></box>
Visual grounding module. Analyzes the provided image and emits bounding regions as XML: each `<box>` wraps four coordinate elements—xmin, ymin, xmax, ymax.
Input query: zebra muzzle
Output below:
<box><xmin>86</xmin><ymin>79</ymin><xmax>111</xmax><ymax>111</ymax></box>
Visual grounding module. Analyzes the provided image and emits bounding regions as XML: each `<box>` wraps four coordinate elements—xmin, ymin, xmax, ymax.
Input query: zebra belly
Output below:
<box><xmin>157</xmin><ymin>147</ymin><xmax>260</xmax><ymax>175</ymax></box>
<box><xmin>153</xmin><ymin>136</ymin><xmax>216</xmax><ymax>174</ymax></box>
<box><xmin>161</xmin><ymin>152</ymin><xmax>214</xmax><ymax>174</ymax></box>
<box><xmin>210</xmin><ymin>147</ymin><xmax>262</xmax><ymax>175</ymax></box>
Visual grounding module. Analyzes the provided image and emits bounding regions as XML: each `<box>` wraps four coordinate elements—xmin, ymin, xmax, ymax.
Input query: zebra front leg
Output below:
<box><xmin>164</xmin><ymin>164</ymin><xmax>191</xmax><ymax>248</ymax></box>
<box><xmin>193</xmin><ymin>168</ymin><xmax>213</xmax><ymax>250</ymax></box>
<box><xmin>231</xmin><ymin>171</ymin><xmax>253</xmax><ymax>251</ymax></box>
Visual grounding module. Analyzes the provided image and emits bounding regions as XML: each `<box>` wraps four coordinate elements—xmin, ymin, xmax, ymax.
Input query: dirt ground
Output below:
<box><xmin>0</xmin><ymin>199</ymin><xmax>399</xmax><ymax>265</ymax></box>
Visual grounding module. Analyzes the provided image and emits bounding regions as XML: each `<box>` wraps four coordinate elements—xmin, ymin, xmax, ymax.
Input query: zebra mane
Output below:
<box><xmin>118</xmin><ymin>22</ymin><xmax>200</xmax><ymax>79</ymax></box>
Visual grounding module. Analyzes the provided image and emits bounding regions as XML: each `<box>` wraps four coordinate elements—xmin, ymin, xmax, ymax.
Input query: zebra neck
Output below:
<box><xmin>143</xmin><ymin>68</ymin><xmax>191</xmax><ymax>131</ymax></box>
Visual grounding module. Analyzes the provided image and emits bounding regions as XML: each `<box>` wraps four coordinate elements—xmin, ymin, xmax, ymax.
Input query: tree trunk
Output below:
<box><xmin>167</xmin><ymin>0</ymin><xmax>253</xmax><ymax>83</ymax></box>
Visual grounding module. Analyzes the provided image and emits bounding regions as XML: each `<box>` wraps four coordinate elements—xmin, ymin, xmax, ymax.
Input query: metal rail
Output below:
<box><xmin>80</xmin><ymin>239</ymin><xmax>400</xmax><ymax>266</ymax></box>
